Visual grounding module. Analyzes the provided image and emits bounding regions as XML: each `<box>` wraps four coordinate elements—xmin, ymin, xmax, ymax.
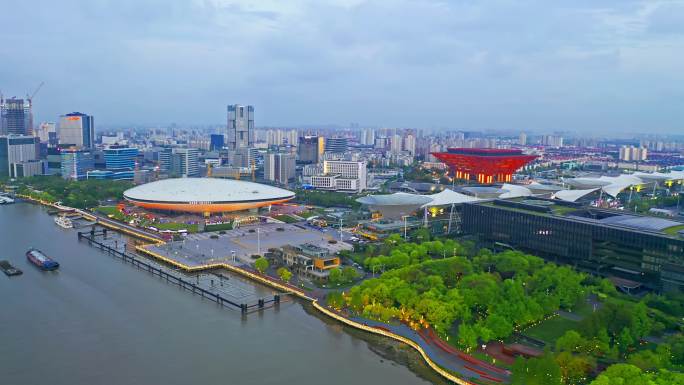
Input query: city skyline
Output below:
<box><xmin>1</xmin><ymin>0</ymin><xmax>683</xmax><ymax>133</ymax></box>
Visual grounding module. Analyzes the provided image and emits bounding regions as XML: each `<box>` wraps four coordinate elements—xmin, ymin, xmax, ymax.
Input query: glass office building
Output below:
<box><xmin>462</xmin><ymin>198</ymin><xmax>684</xmax><ymax>291</ymax></box>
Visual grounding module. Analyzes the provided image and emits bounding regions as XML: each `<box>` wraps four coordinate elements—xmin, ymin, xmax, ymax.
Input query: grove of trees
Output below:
<box><xmin>334</xmin><ymin>249</ymin><xmax>588</xmax><ymax>350</ymax></box>
<box><xmin>16</xmin><ymin>176</ymin><xmax>132</xmax><ymax>209</ymax></box>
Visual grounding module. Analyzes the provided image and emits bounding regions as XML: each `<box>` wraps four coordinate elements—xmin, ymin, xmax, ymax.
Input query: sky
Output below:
<box><xmin>1</xmin><ymin>0</ymin><xmax>683</xmax><ymax>133</ymax></box>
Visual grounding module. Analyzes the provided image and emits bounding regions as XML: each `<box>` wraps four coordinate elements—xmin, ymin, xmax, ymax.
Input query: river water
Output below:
<box><xmin>0</xmin><ymin>203</ymin><xmax>432</xmax><ymax>385</ymax></box>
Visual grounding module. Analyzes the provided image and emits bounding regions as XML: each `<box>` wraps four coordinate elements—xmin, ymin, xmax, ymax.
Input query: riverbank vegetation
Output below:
<box><xmin>14</xmin><ymin>176</ymin><xmax>131</xmax><ymax>209</ymax></box>
<box><xmin>293</xmin><ymin>189</ymin><xmax>361</xmax><ymax>209</ymax></box>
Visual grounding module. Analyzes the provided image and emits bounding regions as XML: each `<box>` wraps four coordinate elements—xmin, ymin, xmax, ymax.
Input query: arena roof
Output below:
<box><xmin>124</xmin><ymin>178</ymin><xmax>295</xmax><ymax>204</ymax></box>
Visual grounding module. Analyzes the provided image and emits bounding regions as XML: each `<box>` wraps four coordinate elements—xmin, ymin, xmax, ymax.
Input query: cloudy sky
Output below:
<box><xmin>1</xmin><ymin>0</ymin><xmax>683</xmax><ymax>133</ymax></box>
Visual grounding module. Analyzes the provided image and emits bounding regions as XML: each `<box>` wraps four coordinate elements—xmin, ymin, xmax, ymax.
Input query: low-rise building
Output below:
<box><xmin>307</xmin><ymin>160</ymin><xmax>367</xmax><ymax>192</ymax></box>
<box><xmin>281</xmin><ymin>243</ymin><xmax>340</xmax><ymax>282</ymax></box>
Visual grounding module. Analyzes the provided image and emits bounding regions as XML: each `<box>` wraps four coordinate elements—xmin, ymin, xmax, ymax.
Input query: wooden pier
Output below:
<box><xmin>78</xmin><ymin>229</ymin><xmax>281</xmax><ymax>314</ymax></box>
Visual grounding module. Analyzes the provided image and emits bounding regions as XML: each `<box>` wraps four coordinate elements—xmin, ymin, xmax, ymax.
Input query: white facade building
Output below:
<box><xmin>309</xmin><ymin>160</ymin><xmax>367</xmax><ymax>192</ymax></box>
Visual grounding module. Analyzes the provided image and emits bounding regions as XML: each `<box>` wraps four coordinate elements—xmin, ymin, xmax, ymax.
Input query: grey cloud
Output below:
<box><xmin>0</xmin><ymin>0</ymin><xmax>682</xmax><ymax>133</ymax></box>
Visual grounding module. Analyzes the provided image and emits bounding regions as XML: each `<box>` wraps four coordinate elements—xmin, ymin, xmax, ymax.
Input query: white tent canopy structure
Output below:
<box><xmin>499</xmin><ymin>183</ymin><xmax>533</xmax><ymax>199</ymax></box>
<box><xmin>554</xmin><ymin>188</ymin><xmax>600</xmax><ymax>202</ymax></box>
<box><xmin>356</xmin><ymin>192</ymin><xmax>433</xmax><ymax>219</ymax></box>
<box><xmin>601</xmin><ymin>184</ymin><xmax>631</xmax><ymax>198</ymax></box>
<box><xmin>421</xmin><ymin>189</ymin><xmax>482</xmax><ymax>208</ymax></box>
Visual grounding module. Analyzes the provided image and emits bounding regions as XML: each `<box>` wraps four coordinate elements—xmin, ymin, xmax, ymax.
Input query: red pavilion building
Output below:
<box><xmin>431</xmin><ymin>148</ymin><xmax>537</xmax><ymax>184</ymax></box>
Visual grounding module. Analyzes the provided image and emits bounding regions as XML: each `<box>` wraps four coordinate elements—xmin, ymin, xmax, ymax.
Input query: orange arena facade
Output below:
<box><xmin>123</xmin><ymin>178</ymin><xmax>295</xmax><ymax>214</ymax></box>
<box><xmin>431</xmin><ymin>148</ymin><xmax>538</xmax><ymax>184</ymax></box>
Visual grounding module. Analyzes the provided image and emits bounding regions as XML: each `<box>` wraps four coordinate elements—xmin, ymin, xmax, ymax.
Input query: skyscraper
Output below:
<box><xmin>264</xmin><ymin>153</ymin><xmax>296</xmax><ymax>184</ymax></box>
<box><xmin>59</xmin><ymin>112</ymin><xmax>94</xmax><ymax>148</ymax></box>
<box><xmin>158</xmin><ymin>147</ymin><xmax>199</xmax><ymax>177</ymax></box>
<box><xmin>404</xmin><ymin>134</ymin><xmax>416</xmax><ymax>155</ymax></box>
<box><xmin>324</xmin><ymin>137</ymin><xmax>348</xmax><ymax>154</ymax></box>
<box><xmin>36</xmin><ymin>122</ymin><xmax>58</xmax><ymax>147</ymax></box>
<box><xmin>0</xmin><ymin>135</ymin><xmax>41</xmax><ymax>178</ymax></box>
<box><xmin>61</xmin><ymin>148</ymin><xmax>94</xmax><ymax>180</ymax></box>
<box><xmin>298</xmin><ymin>135</ymin><xmax>320</xmax><ymax>164</ymax></box>
<box><xmin>104</xmin><ymin>146</ymin><xmax>138</xmax><ymax>170</ymax></box>
<box><xmin>226</xmin><ymin>104</ymin><xmax>254</xmax><ymax>150</ymax></box>
<box><xmin>1</xmin><ymin>98</ymin><xmax>31</xmax><ymax>135</ymax></box>
<box><xmin>210</xmin><ymin>134</ymin><xmax>225</xmax><ymax>151</ymax></box>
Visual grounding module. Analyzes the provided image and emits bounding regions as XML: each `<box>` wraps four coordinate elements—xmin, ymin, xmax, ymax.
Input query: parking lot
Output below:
<box><xmin>144</xmin><ymin>223</ymin><xmax>353</xmax><ymax>268</ymax></box>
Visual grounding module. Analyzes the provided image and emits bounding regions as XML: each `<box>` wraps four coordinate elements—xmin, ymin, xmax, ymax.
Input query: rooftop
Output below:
<box><xmin>124</xmin><ymin>178</ymin><xmax>295</xmax><ymax>204</ymax></box>
<box><xmin>473</xmin><ymin>197</ymin><xmax>684</xmax><ymax>239</ymax></box>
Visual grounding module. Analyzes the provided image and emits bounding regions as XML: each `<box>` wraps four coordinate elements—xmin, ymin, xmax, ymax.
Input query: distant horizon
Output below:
<box><xmin>2</xmin><ymin>0</ymin><xmax>683</xmax><ymax>134</ymax></box>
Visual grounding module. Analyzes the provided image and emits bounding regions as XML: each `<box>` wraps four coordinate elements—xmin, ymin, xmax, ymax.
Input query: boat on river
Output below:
<box><xmin>26</xmin><ymin>249</ymin><xmax>59</xmax><ymax>271</ymax></box>
<box><xmin>0</xmin><ymin>260</ymin><xmax>22</xmax><ymax>276</ymax></box>
<box><xmin>54</xmin><ymin>216</ymin><xmax>74</xmax><ymax>229</ymax></box>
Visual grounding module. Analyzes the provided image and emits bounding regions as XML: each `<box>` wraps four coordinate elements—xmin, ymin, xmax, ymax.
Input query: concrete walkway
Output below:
<box><xmin>350</xmin><ymin>317</ymin><xmax>510</xmax><ymax>383</ymax></box>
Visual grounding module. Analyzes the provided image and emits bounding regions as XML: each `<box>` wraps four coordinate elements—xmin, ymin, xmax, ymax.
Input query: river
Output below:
<box><xmin>0</xmin><ymin>203</ymin><xmax>435</xmax><ymax>385</ymax></box>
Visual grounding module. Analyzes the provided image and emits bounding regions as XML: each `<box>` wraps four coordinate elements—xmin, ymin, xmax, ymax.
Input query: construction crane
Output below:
<box><xmin>26</xmin><ymin>81</ymin><xmax>45</xmax><ymax>105</ymax></box>
<box><xmin>23</xmin><ymin>82</ymin><xmax>44</xmax><ymax>135</ymax></box>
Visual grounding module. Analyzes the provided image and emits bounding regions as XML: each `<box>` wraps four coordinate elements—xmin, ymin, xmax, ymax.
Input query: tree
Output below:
<box><xmin>555</xmin><ymin>351</ymin><xmax>595</xmax><ymax>385</ymax></box>
<box><xmin>512</xmin><ymin>354</ymin><xmax>562</xmax><ymax>385</ymax></box>
<box><xmin>457</xmin><ymin>323</ymin><xmax>478</xmax><ymax>350</ymax></box>
<box><xmin>669</xmin><ymin>334</ymin><xmax>684</xmax><ymax>365</ymax></box>
<box><xmin>254</xmin><ymin>257</ymin><xmax>269</xmax><ymax>273</ymax></box>
<box><xmin>556</xmin><ymin>330</ymin><xmax>588</xmax><ymax>353</ymax></box>
<box><xmin>341</xmin><ymin>266</ymin><xmax>358</xmax><ymax>283</ymax></box>
<box><xmin>589</xmin><ymin>364</ymin><xmax>652</xmax><ymax>385</ymax></box>
<box><xmin>618</xmin><ymin>327</ymin><xmax>635</xmax><ymax>353</ymax></box>
<box><xmin>485</xmin><ymin>314</ymin><xmax>513</xmax><ymax>340</ymax></box>
<box><xmin>328</xmin><ymin>268</ymin><xmax>343</xmax><ymax>285</ymax></box>
<box><xmin>327</xmin><ymin>291</ymin><xmax>345</xmax><ymax>309</ymax></box>
<box><xmin>628</xmin><ymin>348</ymin><xmax>669</xmax><ymax>372</ymax></box>
<box><xmin>277</xmin><ymin>267</ymin><xmax>292</xmax><ymax>282</ymax></box>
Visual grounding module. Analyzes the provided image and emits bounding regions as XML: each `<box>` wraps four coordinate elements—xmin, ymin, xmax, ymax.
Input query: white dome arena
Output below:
<box><xmin>123</xmin><ymin>178</ymin><xmax>295</xmax><ymax>213</ymax></box>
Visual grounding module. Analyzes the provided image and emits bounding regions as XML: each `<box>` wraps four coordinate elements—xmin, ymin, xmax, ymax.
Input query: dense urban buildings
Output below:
<box><xmin>619</xmin><ymin>145</ymin><xmax>648</xmax><ymax>161</ymax></box>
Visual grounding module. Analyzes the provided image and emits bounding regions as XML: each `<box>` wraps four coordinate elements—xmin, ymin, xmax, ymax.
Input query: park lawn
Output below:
<box><xmin>96</xmin><ymin>206</ymin><xmax>119</xmax><ymax>215</ymax></box>
<box><xmin>523</xmin><ymin>315</ymin><xmax>580</xmax><ymax>344</ymax></box>
<box><xmin>570</xmin><ymin>300</ymin><xmax>597</xmax><ymax>319</ymax></box>
<box><xmin>298</xmin><ymin>211</ymin><xmax>317</xmax><ymax>219</ymax></box>
<box><xmin>95</xmin><ymin>206</ymin><xmax>128</xmax><ymax>221</ymax></box>
<box><xmin>154</xmin><ymin>222</ymin><xmax>199</xmax><ymax>233</ymax></box>
<box><xmin>275</xmin><ymin>214</ymin><xmax>299</xmax><ymax>223</ymax></box>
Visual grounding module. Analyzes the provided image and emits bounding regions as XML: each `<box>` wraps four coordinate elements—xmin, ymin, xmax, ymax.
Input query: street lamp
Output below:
<box><xmin>257</xmin><ymin>227</ymin><xmax>261</xmax><ymax>256</ymax></box>
<box><xmin>401</xmin><ymin>215</ymin><xmax>409</xmax><ymax>240</ymax></box>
